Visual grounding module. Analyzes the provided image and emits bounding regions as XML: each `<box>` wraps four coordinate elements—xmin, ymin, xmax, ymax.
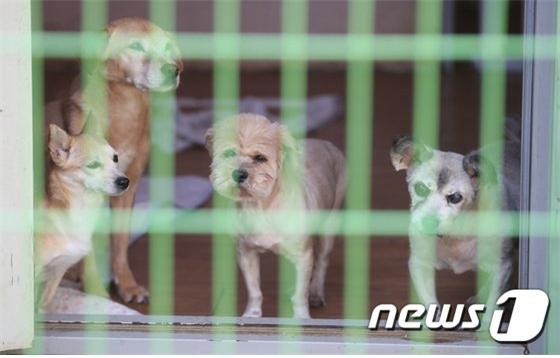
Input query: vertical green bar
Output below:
<box><xmin>212</xmin><ymin>0</ymin><xmax>239</xmax><ymax>315</ymax></box>
<box><xmin>546</xmin><ymin>2</ymin><xmax>560</xmax><ymax>353</ymax></box>
<box><xmin>477</xmin><ymin>1</ymin><xmax>507</xmax><ymax>353</ymax></box>
<box><xmin>149</xmin><ymin>0</ymin><xmax>176</xmax><ymax>354</ymax></box>
<box><xmin>344</xmin><ymin>0</ymin><xmax>373</xmax><ymax>326</ymax></box>
<box><xmin>31</xmin><ymin>0</ymin><xmax>44</xmax><ymax>205</ymax></box>
<box><xmin>410</xmin><ymin>0</ymin><xmax>442</xmax><ymax>351</ymax></box>
<box><xmin>344</xmin><ymin>0</ymin><xmax>373</xmax><ymax>353</ymax></box>
<box><xmin>81</xmin><ymin>0</ymin><xmax>108</xmax><ymax>354</ymax></box>
<box><xmin>30</xmin><ymin>0</ymin><xmax>44</xmax><ymax>352</ymax></box>
<box><xmin>278</xmin><ymin>0</ymin><xmax>308</xmax><ymax>353</ymax></box>
<box><xmin>280</xmin><ymin>0</ymin><xmax>308</xmax><ymax>138</ymax></box>
<box><xmin>412</xmin><ymin>0</ymin><xmax>442</xmax><ymax>147</ymax></box>
<box><xmin>212</xmin><ymin>0</ymin><xmax>239</xmax><ymax>354</ymax></box>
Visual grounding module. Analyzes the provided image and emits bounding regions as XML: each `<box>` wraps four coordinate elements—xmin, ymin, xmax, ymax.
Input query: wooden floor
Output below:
<box><xmin>44</xmin><ymin>61</ymin><xmax>522</xmax><ymax>318</ymax></box>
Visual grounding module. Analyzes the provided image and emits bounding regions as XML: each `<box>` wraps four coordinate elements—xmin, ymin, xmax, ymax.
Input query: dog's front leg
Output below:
<box><xmin>408</xmin><ymin>235</ymin><xmax>438</xmax><ymax>306</ymax></box>
<box><xmin>109</xmin><ymin>145</ymin><xmax>150</xmax><ymax>303</ymax></box>
<box><xmin>237</xmin><ymin>241</ymin><xmax>263</xmax><ymax>318</ymax></box>
<box><xmin>41</xmin><ymin>269</ymin><xmax>66</xmax><ymax>310</ymax></box>
<box><xmin>110</xmin><ymin>178</ymin><xmax>148</xmax><ymax>303</ymax></box>
<box><xmin>476</xmin><ymin>259</ymin><xmax>512</xmax><ymax>328</ymax></box>
<box><xmin>291</xmin><ymin>246</ymin><xmax>313</xmax><ymax>319</ymax></box>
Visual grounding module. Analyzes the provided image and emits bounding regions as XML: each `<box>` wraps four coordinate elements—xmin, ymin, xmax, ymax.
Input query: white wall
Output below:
<box><xmin>0</xmin><ymin>0</ymin><xmax>34</xmax><ymax>352</ymax></box>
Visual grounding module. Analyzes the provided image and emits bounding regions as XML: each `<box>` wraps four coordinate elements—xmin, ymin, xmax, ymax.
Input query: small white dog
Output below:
<box><xmin>390</xmin><ymin>134</ymin><xmax>519</xmax><ymax>312</ymax></box>
<box><xmin>206</xmin><ymin>114</ymin><xmax>346</xmax><ymax>318</ymax></box>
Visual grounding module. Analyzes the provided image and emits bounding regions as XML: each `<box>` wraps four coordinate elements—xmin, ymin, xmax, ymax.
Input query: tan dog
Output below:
<box><xmin>36</xmin><ymin>124</ymin><xmax>129</xmax><ymax>310</ymax></box>
<box><xmin>45</xmin><ymin>17</ymin><xmax>183</xmax><ymax>303</ymax></box>
<box><xmin>206</xmin><ymin>114</ymin><xmax>346</xmax><ymax>318</ymax></box>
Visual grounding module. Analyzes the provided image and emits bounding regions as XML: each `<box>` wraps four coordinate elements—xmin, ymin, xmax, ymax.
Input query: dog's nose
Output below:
<box><xmin>161</xmin><ymin>63</ymin><xmax>179</xmax><ymax>79</ymax></box>
<box><xmin>232</xmin><ymin>169</ymin><xmax>249</xmax><ymax>184</ymax></box>
<box><xmin>115</xmin><ymin>176</ymin><xmax>130</xmax><ymax>190</ymax></box>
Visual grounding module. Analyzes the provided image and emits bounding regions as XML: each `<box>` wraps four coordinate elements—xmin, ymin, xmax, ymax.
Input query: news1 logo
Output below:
<box><xmin>368</xmin><ymin>289</ymin><xmax>550</xmax><ymax>343</ymax></box>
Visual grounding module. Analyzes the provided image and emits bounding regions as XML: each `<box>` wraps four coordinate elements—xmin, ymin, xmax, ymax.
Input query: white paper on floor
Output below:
<box><xmin>45</xmin><ymin>284</ymin><xmax>141</xmax><ymax>315</ymax></box>
<box><xmin>130</xmin><ymin>175</ymin><xmax>213</xmax><ymax>243</ymax></box>
<box><xmin>152</xmin><ymin>95</ymin><xmax>343</xmax><ymax>153</ymax></box>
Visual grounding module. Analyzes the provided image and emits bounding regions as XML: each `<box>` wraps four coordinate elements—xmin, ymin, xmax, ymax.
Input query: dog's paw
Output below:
<box><xmin>293</xmin><ymin>309</ymin><xmax>311</xmax><ymax>320</ymax></box>
<box><xmin>308</xmin><ymin>293</ymin><xmax>325</xmax><ymax>308</ymax></box>
<box><xmin>242</xmin><ymin>308</ymin><xmax>262</xmax><ymax>318</ymax></box>
<box><xmin>117</xmin><ymin>284</ymin><xmax>150</xmax><ymax>304</ymax></box>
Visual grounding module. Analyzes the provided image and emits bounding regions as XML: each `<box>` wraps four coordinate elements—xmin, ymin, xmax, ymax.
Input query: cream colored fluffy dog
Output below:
<box><xmin>206</xmin><ymin>113</ymin><xmax>346</xmax><ymax>318</ymax></box>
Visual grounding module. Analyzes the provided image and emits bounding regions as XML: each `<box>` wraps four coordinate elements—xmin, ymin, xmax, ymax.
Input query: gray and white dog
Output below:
<box><xmin>390</xmin><ymin>130</ymin><xmax>520</xmax><ymax>312</ymax></box>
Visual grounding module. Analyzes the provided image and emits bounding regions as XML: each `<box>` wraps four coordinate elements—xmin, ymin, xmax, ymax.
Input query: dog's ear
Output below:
<box><xmin>104</xmin><ymin>22</ymin><xmax>118</xmax><ymax>38</ymax></box>
<box><xmin>48</xmin><ymin>124</ymin><xmax>71</xmax><ymax>166</ymax></box>
<box><xmin>390</xmin><ymin>135</ymin><xmax>432</xmax><ymax>171</ymax></box>
<box><xmin>463</xmin><ymin>151</ymin><xmax>497</xmax><ymax>187</ymax></box>
<box><xmin>204</xmin><ymin>128</ymin><xmax>214</xmax><ymax>156</ymax></box>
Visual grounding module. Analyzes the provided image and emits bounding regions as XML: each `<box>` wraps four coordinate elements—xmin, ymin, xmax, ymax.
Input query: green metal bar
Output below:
<box><xmin>19</xmin><ymin>208</ymin><xmax>533</xmax><ymax>237</ymax></box>
<box><xmin>410</xmin><ymin>0</ymin><xmax>442</xmax><ymax>352</ymax></box>
<box><xmin>212</xmin><ymin>0</ymin><xmax>240</xmax><ymax>354</ymax></box>
<box><xmin>148</xmin><ymin>0</ymin><xmax>177</xmax><ymax>354</ymax></box>
<box><xmin>279</xmin><ymin>0</ymin><xmax>308</xmax><ymax>323</ymax></box>
<box><xmin>476</xmin><ymin>1</ymin><xmax>508</xmax><ymax>353</ymax></box>
<box><xmin>344</xmin><ymin>0</ymin><xmax>374</xmax><ymax>354</ymax></box>
<box><xmin>280</xmin><ymin>0</ymin><xmax>308</xmax><ymax>137</ymax></box>
<box><xmin>412</xmin><ymin>0</ymin><xmax>442</xmax><ymax>147</ymax></box>
<box><xmin>31</xmin><ymin>0</ymin><xmax>44</xmax><ymax>206</ymax></box>
<box><xmin>28</xmin><ymin>32</ymin><xmax>540</xmax><ymax>61</ymax></box>
<box><xmin>80</xmin><ymin>0</ymin><xmax>108</xmax><ymax>355</ymax></box>
<box><xmin>14</xmin><ymin>205</ymin><xmax>539</xmax><ymax>239</ymax></box>
<box><xmin>343</xmin><ymin>0</ymin><xmax>374</xmax><ymax>352</ymax></box>
<box><xmin>29</xmin><ymin>0</ymin><xmax>44</xmax><ymax>353</ymax></box>
<box><xmin>278</xmin><ymin>1</ymin><xmax>308</xmax><ymax>353</ymax></box>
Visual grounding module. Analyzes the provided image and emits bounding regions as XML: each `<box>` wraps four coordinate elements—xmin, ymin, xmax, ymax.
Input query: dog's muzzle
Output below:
<box><xmin>161</xmin><ymin>63</ymin><xmax>179</xmax><ymax>82</ymax></box>
<box><xmin>232</xmin><ymin>169</ymin><xmax>249</xmax><ymax>184</ymax></box>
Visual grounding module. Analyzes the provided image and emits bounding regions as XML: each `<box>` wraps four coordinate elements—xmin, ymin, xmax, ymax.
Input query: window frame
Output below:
<box><xmin>38</xmin><ymin>314</ymin><xmax>524</xmax><ymax>354</ymax></box>
<box><xmin>519</xmin><ymin>0</ymin><xmax>558</xmax><ymax>354</ymax></box>
<box><xmin>0</xmin><ymin>0</ymin><xmax>35</xmax><ymax>352</ymax></box>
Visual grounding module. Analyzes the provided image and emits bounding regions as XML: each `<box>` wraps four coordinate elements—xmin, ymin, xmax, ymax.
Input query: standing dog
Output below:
<box><xmin>36</xmin><ymin>124</ymin><xmax>129</xmax><ymax>309</ymax></box>
<box><xmin>206</xmin><ymin>114</ymin><xmax>346</xmax><ymax>318</ymax></box>
<box><xmin>390</xmin><ymin>135</ymin><xmax>519</xmax><ymax>312</ymax></box>
<box><xmin>45</xmin><ymin>18</ymin><xmax>183</xmax><ymax>303</ymax></box>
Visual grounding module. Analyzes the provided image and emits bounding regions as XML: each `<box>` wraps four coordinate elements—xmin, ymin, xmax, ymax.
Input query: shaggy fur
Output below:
<box><xmin>206</xmin><ymin>114</ymin><xmax>346</xmax><ymax>318</ymax></box>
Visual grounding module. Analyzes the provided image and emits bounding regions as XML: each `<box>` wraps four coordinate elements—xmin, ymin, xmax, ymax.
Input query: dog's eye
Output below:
<box><xmin>222</xmin><ymin>149</ymin><xmax>236</xmax><ymax>158</ymax></box>
<box><xmin>447</xmin><ymin>192</ymin><xmax>463</xmax><ymax>204</ymax></box>
<box><xmin>129</xmin><ymin>42</ymin><xmax>145</xmax><ymax>52</ymax></box>
<box><xmin>86</xmin><ymin>161</ymin><xmax>102</xmax><ymax>169</ymax></box>
<box><xmin>253</xmin><ymin>154</ymin><xmax>267</xmax><ymax>163</ymax></box>
<box><xmin>414</xmin><ymin>182</ymin><xmax>430</xmax><ymax>197</ymax></box>
<box><xmin>113</xmin><ymin>154</ymin><xmax>118</xmax><ymax>163</ymax></box>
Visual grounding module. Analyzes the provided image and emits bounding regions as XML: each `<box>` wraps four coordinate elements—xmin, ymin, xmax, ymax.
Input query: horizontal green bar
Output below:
<box><xmin>10</xmin><ymin>33</ymin><xmax>552</xmax><ymax>61</ymax></box>
<box><xmin>5</xmin><ymin>208</ymin><xmax>553</xmax><ymax>237</ymax></box>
